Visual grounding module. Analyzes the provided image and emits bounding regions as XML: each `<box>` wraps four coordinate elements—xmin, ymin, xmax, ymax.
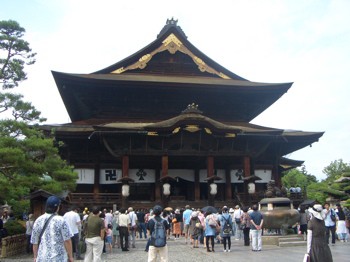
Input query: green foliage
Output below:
<box><xmin>307</xmin><ymin>182</ymin><xmax>328</xmax><ymax>204</ymax></box>
<box><xmin>0</xmin><ymin>20</ymin><xmax>36</xmax><ymax>89</ymax></box>
<box><xmin>3</xmin><ymin>219</ymin><xmax>26</xmax><ymax>235</ymax></box>
<box><xmin>7</xmin><ymin>199</ymin><xmax>30</xmax><ymax>219</ymax></box>
<box><xmin>0</xmin><ymin>20</ymin><xmax>77</xmax><ymax>211</ymax></box>
<box><xmin>343</xmin><ymin>199</ymin><xmax>350</xmax><ymax>208</ymax></box>
<box><xmin>282</xmin><ymin>168</ymin><xmax>309</xmax><ymax>189</ymax></box>
<box><xmin>322</xmin><ymin>159</ymin><xmax>350</xmax><ymax>183</ymax></box>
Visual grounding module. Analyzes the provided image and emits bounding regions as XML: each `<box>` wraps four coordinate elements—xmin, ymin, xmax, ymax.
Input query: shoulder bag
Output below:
<box><xmin>38</xmin><ymin>214</ymin><xmax>56</xmax><ymax>246</ymax></box>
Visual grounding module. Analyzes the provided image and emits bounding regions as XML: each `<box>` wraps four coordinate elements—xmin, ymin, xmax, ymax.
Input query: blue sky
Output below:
<box><xmin>1</xmin><ymin>0</ymin><xmax>350</xmax><ymax>180</ymax></box>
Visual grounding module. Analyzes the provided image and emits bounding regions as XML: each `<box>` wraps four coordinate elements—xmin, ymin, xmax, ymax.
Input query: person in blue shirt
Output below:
<box><xmin>219</xmin><ymin>207</ymin><xmax>233</xmax><ymax>252</ymax></box>
<box><xmin>182</xmin><ymin>205</ymin><xmax>192</xmax><ymax>244</ymax></box>
<box><xmin>249</xmin><ymin>204</ymin><xmax>263</xmax><ymax>251</ymax></box>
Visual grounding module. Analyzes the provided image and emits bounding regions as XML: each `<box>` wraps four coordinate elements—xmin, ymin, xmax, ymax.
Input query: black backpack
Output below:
<box><xmin>222</xmin><ymin>216</ymin><xmax>232</xmax><ymax>235</ymax></box>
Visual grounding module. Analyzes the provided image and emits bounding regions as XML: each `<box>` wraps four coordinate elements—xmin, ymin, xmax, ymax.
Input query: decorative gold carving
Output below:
<box><xmin>225</xmin><ymin>133</ymin><xmax>236</xmax><ymax>138</ymax></box>
<box><xmin>112</xmin><ymin>54</ymin><xmax>152</xmax><ymax>73</ymax></box>
<box><xmin>147</xmin><ymin>131</ymin><xmax>158</xmax><ymax>136</ymax></box>
<box><xmin>111</xmin><ymin>33</ymin><xmax>231</xmax><ymax>79</ymax></box>
<box><xmin>184</xmin><ymin>125</ymin><xmax>200</xmax><ymax>133</ymax></box>
<box><xmin>204</xmin><ymin>128</ymin><xmax>212</xmax><ymax>134</ymax></box>
<box><xmin>172</xmin><ymin>127</ymin><xmax>181</xmax><ymax>134</ymax></box>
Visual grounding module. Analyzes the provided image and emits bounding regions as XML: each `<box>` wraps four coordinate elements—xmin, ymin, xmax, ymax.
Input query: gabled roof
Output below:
<box><xmin>52</xmin><ymin>19</ymin><xmax>293</xmax><ymax>123</ymax></box>
<box><xmin>94</xmin><ymin>18</ymin><xmax>246</xmax><ymax>80</ymax></box>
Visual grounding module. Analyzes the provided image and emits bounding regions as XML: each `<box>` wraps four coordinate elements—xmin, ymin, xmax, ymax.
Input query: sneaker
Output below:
<box><xmin>224</xmin><ymin>249</ymin><xmax>227</xmax><ymax>252</ymax></box>
<box><xmin>228</xmin><ymin>250</ymin><xmax>231</xmax><ymax>252</ymax></box>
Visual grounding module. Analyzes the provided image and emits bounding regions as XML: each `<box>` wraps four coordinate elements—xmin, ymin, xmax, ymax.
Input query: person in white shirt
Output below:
<box><xmin>233</xmin><ymin>205</ymin><xmax>243</xmax><ymax>240</ymax></box>
<box><xmin>322</xmin><ymin>203</ymin><xmax>338</xmax><ymax>245</ymax></box>
<box><xmin>31</xmin><ymin>196</ymin><xmax>73</xmax><ymax>262</ymax></box>
<box><xmin>64</xmin><ymin>206</ymin><xmax>82</xmax><ymax>260</ymax></box>
<box><xmin>105</xmin><ymin>210</ymin><xmax>113</xmax><ymax>226</ymax></box>
<box><xmin>128</xmin><ymin>207</ymin><xmax>138</xmax><ymax>248</ymax></box>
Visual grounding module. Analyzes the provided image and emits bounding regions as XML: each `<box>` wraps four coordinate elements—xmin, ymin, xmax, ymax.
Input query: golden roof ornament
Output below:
<box><xmin>181</xmin><ymin>103</ymin><xmax>203</xmax><ymax>114</ymax></box>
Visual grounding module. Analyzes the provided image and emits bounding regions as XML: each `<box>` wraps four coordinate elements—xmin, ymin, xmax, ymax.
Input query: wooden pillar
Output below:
<box><xmin>121</xmin><ymin>155</ymin><xmax>129</xmax><ymax>208</ymax></box>
<box><xmin>194</xmin><ymin>169</ymin><xmax>200</xmax><ymax>201</ymax></box>
<box><xmin>155</xmin><ymin>169</ymin><xmax>161</xmax><ymax>201</ymax></box>
<box><xmin>243</xmin><ymin>156</ymin><xmax>251</xmax><ymax>194</ymax></box>
<box><xmin>273</xmin><ymin>158</ymin><xmax>281</xmax><ymax>187</ymax></box>
<box><xmin>161</xmin><ymin>155</ymin><xmax>168</xmax><ymax>178</ymax></box>
<box><xmin>225</xmin><ymin>168</ymin><xmax>232</xmax><ymax>201</ymax></box>
<box><xmin>207</xmin><ymin>156</ymin><xmax>214</xmax><ymax>177</ymax></box>
<box><xmin>93</xmin><ymin>164</ymin><xmax>100</xmax><ymax>197</ymax></box>
<box><xmin>122</xmin><ymin>155</ymin><xmax>129</xmax><ymax>178</ymax></box>
<box><xmin>161</xmin><ymin>155</ymin><xmax>169</xmax><ymax>207</ymax></box>
<box><xmin>207</xmin><ymin>156</ymin><xmax>214</xmax><ymax>206</ymax></box>
<box><xmin>243</xmin><ymin>156</ymin><xmax>251</xmax><ymax>178</ymax></box>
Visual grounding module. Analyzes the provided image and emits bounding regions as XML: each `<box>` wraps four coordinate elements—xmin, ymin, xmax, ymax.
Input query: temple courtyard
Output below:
<box><xmin>3</xmin><ymin>237</ymin><xmax>348</xmax><ymax>262</ymax></box>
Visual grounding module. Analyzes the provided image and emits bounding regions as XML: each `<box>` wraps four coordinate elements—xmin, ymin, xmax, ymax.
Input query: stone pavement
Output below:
<box><xmin>1</xmin><ymin>237</ymin><xmax>348</xmax><ymax>262</ymax></box>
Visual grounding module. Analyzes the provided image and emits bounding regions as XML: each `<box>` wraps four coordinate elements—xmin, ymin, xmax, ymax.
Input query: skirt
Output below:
<box><xmin>336</xmin><ymin>220</ymin><xmax>347</xmax><ymax>234</ymax></box>
<box><xmin>173</xmin><ymin>222</ymin><xmax>182</xmax><ymax>235</ymax></box>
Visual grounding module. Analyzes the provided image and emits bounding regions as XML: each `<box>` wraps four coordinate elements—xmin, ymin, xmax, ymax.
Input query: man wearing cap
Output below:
<box><xmin>147</xmin><ymin>205</ymin><xmax>170</xmax><ymax>262</ymax></box>
<box><xmin>31</xmin><ymin>196</ymin><xmax>74</xmax><ymax>262</ymax></box>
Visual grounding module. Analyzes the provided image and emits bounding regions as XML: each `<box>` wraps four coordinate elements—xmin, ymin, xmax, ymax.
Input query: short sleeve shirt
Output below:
<box><xmin>183</xmin><ymin>209</ymin><xmax>192</xmax><ymax>225</ymax></box>
<box><xmin>63</xmin><ymin>211</ymin><xmax>81</xmax><ymax>234</ymax></box>
<box><xmin>86</xmin><ymin>215</ymin><xmax>105</xmax><ymax>238</ymax></box>
<box><xmin>31</xmin><ymin>213</ymin><xmax>73</xmax><ymax>262</ymax></box>
<box><xmin>147</xmin><ymin>216</ymin><xmax>170</xmax><ymax>246</ymax></box>
<box><xmin>249</xmin><ymin>211</ymin><xmax>263</xmax><ymax>230</ymax></box>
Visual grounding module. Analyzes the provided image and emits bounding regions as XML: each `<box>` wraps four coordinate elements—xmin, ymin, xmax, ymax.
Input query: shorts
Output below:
<box><xmin>105</xmin><ymin>236</ymin><xmax>112</xmax><ymax>244</ymax></box>
<box><xmin>184</xmin><ymin>224</ymin><xmax>190</xmax><ymax>234</ymax></box>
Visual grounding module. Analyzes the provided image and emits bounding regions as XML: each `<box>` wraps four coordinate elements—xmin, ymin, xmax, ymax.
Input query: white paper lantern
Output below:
<box><xmin>209</xmin><ymin>183</ymin><xmax>217</xmax><ymax>195</ymax></box>
<box><xmin>248</xmin><ymin>182</ymin><xmax>255</xmax><ymax>194</ymax></box>
<box><xmin>122</xmin><ymin>184</ymin><xmax>130</xmax><ymax>197</ymax></box>
<box><xmin>163</xmin><ymin>183</ymin><xmax>171</xmax><ymax>196</ymax></box>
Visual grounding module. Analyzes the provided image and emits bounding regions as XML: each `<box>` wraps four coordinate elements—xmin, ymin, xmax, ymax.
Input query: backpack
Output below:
<box><xmin>151</xmin><ymin>218</ymin><xmax>166</xmax><ymax>247</ymax></box>
<box><xmin>222</xmin><ymin>216</ymin><xmax>232</xmax><ymax>235</ymax></box>
<box><xmin>330</xmin><ymin>209</ymin><xmax>336</xmax><ymax>222</ymax></box>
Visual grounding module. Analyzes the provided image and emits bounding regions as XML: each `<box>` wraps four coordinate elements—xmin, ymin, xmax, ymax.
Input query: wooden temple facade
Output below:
<box><xmin>43</xmin><ymin>19</ymin><xmax>323</xmax><ymax>209</ymax></box>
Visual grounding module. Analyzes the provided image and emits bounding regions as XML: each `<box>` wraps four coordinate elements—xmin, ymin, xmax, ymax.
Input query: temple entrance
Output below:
<box><xmin>129</xmin><ymin>183</ymin><xmax>155</xmax><ymax>201</ymax></box>
<box><xmin>172</xmin><ymin>177</ymin><xmax>194</xmax><ymax>201</ymax></box>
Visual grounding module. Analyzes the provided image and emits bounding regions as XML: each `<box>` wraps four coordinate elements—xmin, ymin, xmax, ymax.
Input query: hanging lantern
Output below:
<box><xmin>248</xmin><ymin>182</ymin><xmax>255</xmax><ymax>194</ymax></box>
<box><xmin>209</xmin><ymin>183</ymin><xmax>217</xmax><ymax>195</ymax></box>
<box><xmin>122</xmin><ymin>184</ymin><xmax>130</xmax><ymax>197</ymax></box>
<box><xmin>163</xmin><ymin>183</ymin><xmax>171</xmax><ymax>196</ymax></box>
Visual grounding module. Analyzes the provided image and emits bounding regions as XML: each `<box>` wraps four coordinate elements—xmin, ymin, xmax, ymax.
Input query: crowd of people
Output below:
<box><xmin>1</xmin><ymin>199</ymin><xmax>350</xmax><ymax>262</ymax></box>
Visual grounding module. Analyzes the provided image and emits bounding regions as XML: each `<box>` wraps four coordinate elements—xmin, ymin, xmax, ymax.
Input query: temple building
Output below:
<box><xmin>43</xmin><ymin>19</ymin><xmax>323</xmax><ymax>209</ymax></box>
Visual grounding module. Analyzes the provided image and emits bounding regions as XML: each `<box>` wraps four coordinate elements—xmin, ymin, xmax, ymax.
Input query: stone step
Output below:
<box><xmin>279</xmin><ymin>240</ymin><xmax>307</xmax><ymax>247</ymax></box>
<box><xmin>279</xmin><ymin>237</ymin><xmax>304</xmax><ymax>242</ymax></box>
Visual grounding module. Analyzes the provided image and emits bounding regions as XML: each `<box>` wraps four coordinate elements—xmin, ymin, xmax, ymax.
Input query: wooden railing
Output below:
<box><xmin>68</xmin><ymin>193</ymin><xmax>121</xmax><ymax>205</ymax></box>
<box><xmin>1</xmin><ymin>234</ymin><xmax>26</xmax><ymax>258</ymax></box>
